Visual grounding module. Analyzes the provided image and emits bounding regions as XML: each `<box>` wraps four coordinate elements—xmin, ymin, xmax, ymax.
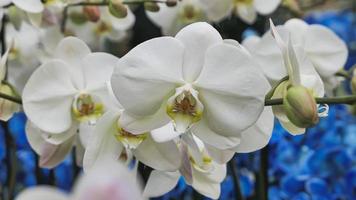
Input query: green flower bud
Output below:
<box><xmin>283</xmin><ymin>85</ymin><xmax>319</xmax><ymax>128</ymax></box>
<box><xmin>69</xmin><ymin>11</ymin><xmax>88</xmax><ymax>25</ymax></box>
<box><xmin>166</xmin><ymin>0</ymin><xmax>177</xmax><ymax>7</ymax></box>
<box><xmin>109</xmin><ymin>0</ymin><xmax>128</xmax><ymax>19</ymax></box>
<box><xmin>144</xmin><ymin>2</ymin><xmax>160</xmax><ymax>12</ymax></box>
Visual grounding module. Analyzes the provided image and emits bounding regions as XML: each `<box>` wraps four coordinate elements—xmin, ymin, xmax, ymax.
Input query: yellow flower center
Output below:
<box><xmin>167</xmin><ymin>85</ymin><xmax>203</xmax><ymax>133</ymax></box>
<box><xmin>115</xmin><ymin>123</ymin><xmax>148</xmax><ymax>149</ymax></box>
<box><xmin>94</xmin><ymin>21</ymin><xmax>113</xmax><ymax>35</ymax></box>
<box><xmin>178</xmin><ymin>4</ymin><xmax>203</xmax><ymax>24</ymax></box>
<box><xmin>72</xmin><ymin>93</ymin><xmax>104</xmax><ymax>123</ymax></box>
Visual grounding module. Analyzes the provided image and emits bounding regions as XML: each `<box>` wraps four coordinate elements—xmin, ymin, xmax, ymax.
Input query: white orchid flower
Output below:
<box><xmin>22</xmin><ymin>37</ymin><xmax>118</xmax><ymax>167</ymax></box>
<box><xmin>6</xmin><ymin>22</ymin><xmax>41</xmax><ymax>93</ymax></box>
<box><xmin>0</xmin><ymin>0</ymin><xmax>44</xmax><ymax>13</ymax></box>
<box><xmin>83</xmin><ymin>96</ymin><xmax>182</xmax><ymax>173</ymax></box>
<box><xmin>267</xmin><ymin>19</ymin><xmax>325</xmax><ymax>135</ymax></box>
<box><xmin>243</xmin><ymin>18</ymin><xmax>348</xmax><ymax>90</ymax></box>
<box><xmin>146</xmin><ymin>0</ymin><xmax>228</xmax><ymax>36</ymax></box>
<box><xmin>111</xmin><ymin>22</ymin><xmax>270</xmax><ymax>150</ymax></box>
<box><xmin>67</xmin><ymin>6</ymin><xmax>135</xmax><ymax>49</ymax></box>
<box><xmin>201</xmin><ymin>0</ymin><xmax>281</xmax><ymax>24</ymax></box>
<box><xmin>144</xmin><ymin>133</ymin><xmax>226</xmax><ymax>199</ymax></box>
<box><xmin>0</xmin><ymin>39</ymin><xmax>20</xmax><ymax>121</ymax></box>
<box><xmin>15</xmin><ymin>158</ymin><xmax>145</xmax><ymax>200</ymax></box>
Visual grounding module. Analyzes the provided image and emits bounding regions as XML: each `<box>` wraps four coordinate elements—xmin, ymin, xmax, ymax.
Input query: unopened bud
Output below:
<box><xmin>109</xmin><ymin>0</ymin><xmax>128</xmax><ymax>18</ymax></box>
<box><xmin>283</xmin><ymin>86</ymin><xmax>319</xmax><ymax>128</ymax></box>
<box><xmin>166</xmin><ymin>0</ymin><xmax>177</xmax><ymax>7</ymax></box>
<box><xmin>83</xmin><ymin>6</ymin><xmax>101</xmax><ymax>22</ymax></box>
<box><xmin>351</xmin><ymin>76</ymin><xmax>356</xmax><ymax>94</ymax></box>
<box><xmin>69</xmin><ymin>11</ymin><xmax>87</xmax><ymax>25</ymax></box>
<box><xmin>144</xmin><ymin>2</ymin><xmax>160</xmax><ymax>12</ymax></box>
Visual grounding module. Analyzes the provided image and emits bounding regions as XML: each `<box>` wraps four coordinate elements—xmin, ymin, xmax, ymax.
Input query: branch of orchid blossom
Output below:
<box><xmin>335</xmin><ymin>69</ymin><xmax>352</xmax><ymax>79</ymax></box>
<box><xmin>265</xmin><ymin>95</ymin><xmax>356</xmax><ymax>106</ymax></box>
<box><xmin>2</xmin><ymin>122</ymin><xmax>17</xmax><ymax>200</ymax></box>
<box><xmin>0</xmin><ymin>92</ymin><xmax>22</xmax><ymax>104</ymax></box>
<box><xmin>228</xmin><ymin>158</ymin><xmax>245</xmax><ymax>200</ymax></box>
<box><xmin>60</xmin><ymin>0</ymin><xmax>169</xmax><ymax>33</ymax></box>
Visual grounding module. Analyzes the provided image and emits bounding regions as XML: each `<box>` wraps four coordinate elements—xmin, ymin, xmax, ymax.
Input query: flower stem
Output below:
<box><xmin>265</xmin><ymin>95</ymin><xmax>356</xmax><ymax>106</ymax></box>
<box><xmin>228</xmin><ymin>158</ymin><xmax>245</xmax><ymax>200</ymax></box>
<box><xmin>258</xmin><ymin>146</ymin><xmax>269</xmax><ymax>200</ymax></box>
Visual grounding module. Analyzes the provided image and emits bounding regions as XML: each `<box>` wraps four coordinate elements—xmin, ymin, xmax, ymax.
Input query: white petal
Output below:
<box><xmin>151</xmin><ymin>122</ymin><xmax>181</xmax><ymax>143</ymax></box>
<box><xmin>195</xmin><ymin>43</ymin><xmax>269</xmax><ymax>137</ymax></box>
<box><xmin>0</xmin><ymin>38</ymin><xmax>13</xmax><ymax>80</ymax></box>
<box><xmin>304</xmin><ymin>25</ymin><xmax>348</xmax><ymax>78</ymax></box>
<box><xmin>241</xmin><ymin>35</ymin><xmax>261</xmax><ymax>52</ymax></box>
<box><xmin>75</xmin><ymin>138</ymin><xmax>85</xmax><ymax>167</ymax></box>
<box><xmin>0</xmin><ymin>0</ymin><xmax>12</xmax><ymax>7</ymax></box>
<box><xmin>175</xmin><ymin>22</ymin><xmax>222</xmax><ymax>82</ymax></box>
<box><xmin>22</xmin><ymin>60</ymin><xmax>77</xmax><ymax>134</ymax></box>
<box><xmin>54</xmin><ymin>37</ymin><xmax>91</xmax><ymax>89</ymax></box>
<box><xmin>119</xmin><ymin>105</ymin><xmax>171</xmax><ymax>134</ymax></box>
<box><xmin>192</xmin><ymin>118</ymin><xmax>241</xmax><ymax>150</ymax></box>
<box><xmin>232</xmin><ymin>107</ymin><xmax>274</xmax><ymax>153</ymax></box>
<box><xmin>27</xmin><ymin>12</ymin><xmax>42</xmax><ymax>27</ymax></box>
<box><xmin>15</xmin><ymin>186</ymin><xmax>69</xmax><ymax>200</ymax></box>
<box><xmin>249</xmin><ymin>27</ymin><xmax>287</xmax><ymax>83</ymax></box>
<box><xmin>13</xmin><ymin>0</ymin><xmax>44</xmax><ymax>13</ymax></box>
<box><xmin>294</xmin><ymin>45</ymin><xmax>325</xmax><ymax>97</ymax></box>
<box><xmin>270</xmin><ymin>19</ymin><xmax>301</xmax><ymax>85</ymax></box>
<box><xmin>205</xmin><ymin>144</ymin><xmax>234</xmax><ymax>164</ymax></box>
<box><xmin>73</xmin><ymin>159</ymin><xmax>144</xmax><ymax>200</ymax></box>
<box><xmin>0</xmin><ymin>84</ymin><xmax>20</xmax><ymax>121</ymax></box>
<box><xmin>191</xmin><ymin>162</ymin><xmax>226</xmax><ymax>199</ymax></box>
<box><xmin>236</xmin><ymin>4</ymin><xmax>257</xmax><ymax>24</ymax></box>
<box><xmin>143</xmin><ymin>170</ymin><xmax>180</xmax><ymax>198</ymax></box>
<box><xmin>284</xmin><ymin>18</ymin><xmax>308</xmax><ymax>45</ymax></box>
<box><xmin>107</xmin><ymin>6</ymin><xmax>135</xmax><ymax>31</ymax></box>
<box><xmin>83</xmin><ymin>111</ymin><xmax>123</xmax><ymax>172</ymax></box>
<box><xmin>42</xmin><ymin>124</ymin><xmax>78</xmax><ymax>145</ymax></box>
<box><xmin>146</xmin><ymin>4</ymin><xmax>179</xmax><ymax>36</ymax></box>
<box><xmin>111</xmin><ymin>37</ymin><xmax>184</xmax><ymax>116</ymax></box>
<box><xmin>134</xmin><ymin>135</ymin><xmax>181</xmax><ymax>171</ymax></box>
<box><xmin>39</xmin><ymin>136</ymin><xmax>75</xmax><ymax>168</ymax></box>
<box><xmin>254</xmin><ymin>0</ymin><xmax>281</xmax><ymax>15</ymax></box>
<box><xmin>82</xmin><ymin>52</ymin><xmax>118</xmax><ymax>92</ymax></box>
<box><xmin>200</xmin><ymin>0</ymin><xmax>233</xmax><ymax>22</ymax></box>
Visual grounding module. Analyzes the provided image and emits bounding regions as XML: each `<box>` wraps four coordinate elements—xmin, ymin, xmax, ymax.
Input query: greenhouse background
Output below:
<box><xmin>0</xmin><ymin>0</ymin><xmax>355</xmax><ymax>200</ymax></box>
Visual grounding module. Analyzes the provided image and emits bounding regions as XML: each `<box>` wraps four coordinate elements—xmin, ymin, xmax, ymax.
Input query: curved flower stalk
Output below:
<box><xmin>22</xmin><ymin>37</ymin><xmax>118</xmax><ymax>167</ymax></box>
<box><xmin>267</xmin><ymin>19</ymin><xmax>325</xmax><ymax>135</ymax></box>
<box><xmin>111</xmin><ymin>22</ymin><xmax>270</xmax><ymax>150</ymax></box>
<box><xmin>83</xmin><ymin>97</ymin><xmax>182</xmax><ymax>173</ymax></box>
<box><xmin>143</xmin><ymin>132</ymin><xmax>226</xmax><ymax>199</ymax></box>
<box><xmin>242</xmin><ymin>18</ymin><xmax>348</xmax><ymax>92</ymax></box>
<box><xmin>146</xmin><ymin>0</ymin><xmax>228</xmax><ymax>36</ymax></box>
<box><xmin>0</xmin><ymin>39</ymin><xmax>20</xmax><ymax>121</ymax></box>
<box><xmin>201</xmin><ymin>0</ymin><xmax>281</xmax><ymax>24</ymax></box>
<box><xmin>67</xmin><ymin>5</ymin><xmax>135</xmax><ymax>50</ymax></box>
<box><xmin>15</xmin><ymin>158</ymin><xmax>145</xmax><ymax>200</ymax></box>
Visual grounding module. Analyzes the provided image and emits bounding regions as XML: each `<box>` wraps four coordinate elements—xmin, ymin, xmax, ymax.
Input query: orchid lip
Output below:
<box><xmin>72</xmin><ymin>92</ymin><xmax>104</xmax><ymax>123</ymax></box>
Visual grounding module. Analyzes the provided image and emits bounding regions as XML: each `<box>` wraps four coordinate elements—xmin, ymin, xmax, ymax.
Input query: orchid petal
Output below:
<box><xmin>254</xmin><ymin>0</ymin><xmax>281</xmax><ymax>15</ymax></box>
<box><xmin>39</xmin><ymin>136</ymin><xmax>75</xmax><ymax>168</ymax></box>
<box><xmin>304</xmin><ymin>25</ymin><xmax>348</xmax><ymax>78</ymax></box>
<box><xmin>23</xmin><ymin>60</ymin><xmax>77</xmax><ymax>134</ymax></box>
<box><xmin>233</xmin><ymin>107</ymin><xmax>274</xmax><ymax>153</ymax></box>
<box><xmin>236</xmin><ymin>4</ymin><xmax>257</xmax><ymax>24</ymax></box>
<box><xmin>175</xmin><ymin>22</ymin><xmax>222</xmax><ymax>82</ymax></box>
<box><xmin>195</xmin><ymin>43</ymin><xmax>269</xmax><ymax>137</ymax></box>
<box><xmin>13</xmin><ymin>0</ymin><xmax>44</xmax><ymax>13</ymax></box>
<box><xmin>111</xmin><ymin>37</ymin><xmax>184</xmax><ymax>117</ymax></box>
<box><xmin>15</xmin><ymin>186</ymin><xmax>69</xmax><ymax>200</ymax></box>
<box><xmin>83</xmin><ymin>111</ymin><xmax>123</xmax><ymax>172</ymax></box>
<box><xmin>151</xmin><ymin>122</ymin><xmax>181</xmax><ymax>143</ymax></box>
<box><xmin>134</xmin><ymin>135</ymin><xmax>181</xmax><ymax>171</ymax></box>
<box><xmin>143</xmin><ymin>170</ymin><xmax>180</xmax><ymax>198</ymax></box>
